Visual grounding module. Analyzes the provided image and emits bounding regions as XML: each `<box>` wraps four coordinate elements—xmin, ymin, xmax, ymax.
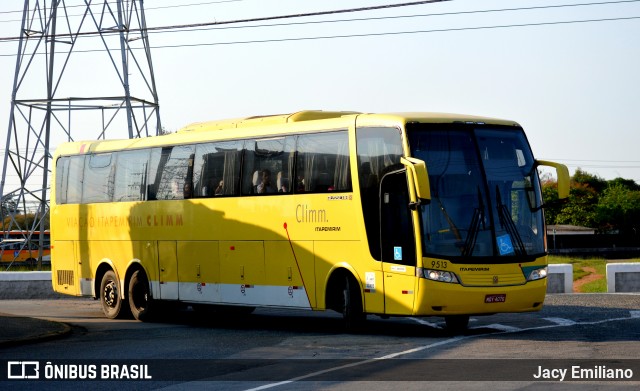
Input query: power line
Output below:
<box><xmin>0</xmin><ymin>0</ymin><xmax>449</xmax><ymax>28</ymax></box>
<box><xmin>146</xmin><ymin>0</ymin><xmax>640</xmax><ymax>36</ymax></box>
<box><xmin>0</xmin><ymin>0</ymin><xmax>639</xmax><ymax>45</ymax></box>
<box><xmin>0</xmin><ymin>12</ymin><xmax>638</xmax><ymax>55</ymax></box>
<box><xmin>0</xmin><ymin>0</ymin><xmax>637</xmax><ymax>47</ymax></box>
<box><xmin>29</xmin><ymin>15</ymin><xmax>640</xmax><ymax>54</ymax></box>
<box><xmin>0</xmin><ymin>0</ymin><xmax>245</xmax><ymax>16</ymax></box>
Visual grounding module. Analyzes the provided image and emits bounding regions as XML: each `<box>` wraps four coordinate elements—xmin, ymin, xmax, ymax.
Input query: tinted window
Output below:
<box><xmin>153</xmin><ymin>145</ymin><xmax>195</xmax><ymax>200</ymax></box>
<box><xmin>356</xmin><ymin>127</ymin><xmax>403</xmax><ymax>260</ymax></box>
<box><xmin>193</xmin><ymin>141</ymin><xmax>242</xmax><ymax>197</ymax></box>
<box><xmin>242</xmin><ymin>137</ymin><xmax>294</xmax><ymax>195</ymax></box>
<box><xmin>296</xmin><ymin>131</ymin><xmax>351</xmax><ymax>193</ymax></box>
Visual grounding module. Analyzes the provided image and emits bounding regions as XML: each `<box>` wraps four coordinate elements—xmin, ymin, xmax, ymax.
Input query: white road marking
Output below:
<box><xmin>245</xmin><ymin>312</ymin><xmax>640</xmax><ymax>391</ymax></box>
<box><xmin>408</xmin><ymin>317</ymin><xmax>442</xmax><ymax>328</ymax></box>
<box><xmin>543</xmin><ymin>317</ymin><xmax>577</xmax><ymax>326</ymax></box>
<box><xmin>243</xmin><ymin>336</ymin><xmax>466</xmax><ymax>391</ymax></box>
<box><xmin>474</xmin><ymin>323</ymin><xmax>521</xmax><ymax>332</ymax></box>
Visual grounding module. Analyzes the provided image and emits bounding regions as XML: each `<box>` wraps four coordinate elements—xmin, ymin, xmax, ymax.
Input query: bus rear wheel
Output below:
<box><xmin>128</xmin><ymin>270</ymin><xmax>153</xmax><ymax>321</ymax></box>
<box><xmin>100</xmin><ymin>270</ymin><xmax>130</xmax><ymax>319</ymax></box>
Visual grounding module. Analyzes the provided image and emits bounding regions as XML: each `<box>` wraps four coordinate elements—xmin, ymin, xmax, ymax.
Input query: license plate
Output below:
<box><xmin>485</xmin><ymin>294</ymin><xmax>506</xmax><ymax>303</ymax></box>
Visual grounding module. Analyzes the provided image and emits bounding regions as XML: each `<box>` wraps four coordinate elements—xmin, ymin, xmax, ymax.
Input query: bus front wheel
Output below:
<box><xmin>128</xmin><ymin>270</ymin><xmax>153</xmax><ymax>321</ymax></box>
<box><xmin>341</xmin><ymin>275</ymin><xmax>365</xmax><ymax>331</ymax></box>
<box><xmin>444</xmin><ymin>315</ymin><xmax>469</xmax><ymax>333</ymax></box>
<box><xmin>100</xmin><ymin>270</ymin><xmax>130</xmax><ymax>319</ymax></box>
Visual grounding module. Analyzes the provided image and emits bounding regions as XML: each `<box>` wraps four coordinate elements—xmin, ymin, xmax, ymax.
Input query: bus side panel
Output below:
<box><xmin>313</xmin><ymin>241</ymin><xmax>371</xmax><ymax>311</ymax></box>
<box><xmin>177</xmin><ymin>240</ymin><xmax>220</xmax><ymax>303</ymax></box>
<box><xmin>264</xmin><ymin>240</ymin><xmax>316</xmax><ymax>309</ymax></box>
<box><xmin>51</xmin><ymin>240</ymin><xmax>81</xmax><ymax>296</ymax></box>
<box><xmin>219</xmin><ymin>241</ymin><xmax>265</xmax><ymax>305</ymax></box>
<box><xmin>78</xmin><ymin>240</ymin><xmax>141</xmax><ymax>292</ymax></box>
<box><xmin>382</xmin><ymin>263</ymin><xmax>417</xmax><ymax>315</ymax></box>
<box><xmin>158</xmin><ymin>241</ymin><xmax>179</xmax><ymax>300</ymax></box>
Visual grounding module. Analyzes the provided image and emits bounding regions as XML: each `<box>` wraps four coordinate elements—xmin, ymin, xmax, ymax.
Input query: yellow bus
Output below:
<box><xmin>51</xmin><ymin>110</ymin><xmax>569</xmax><ymax>330</ymax></box>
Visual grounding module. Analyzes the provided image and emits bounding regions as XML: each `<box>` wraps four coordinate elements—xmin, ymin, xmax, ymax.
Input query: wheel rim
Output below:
<box><xmin>103</xmin><ymin>280</ymin><xmax>118</xmax><ymax>308</ymax></box>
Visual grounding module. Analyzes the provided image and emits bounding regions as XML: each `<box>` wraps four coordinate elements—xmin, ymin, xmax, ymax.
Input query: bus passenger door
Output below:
<box><xmin>380</xmin><ymin>169</ymin><xmax>417</xmax><ymax>315</ymax></box>
<box><xmin>158</xmin><ymin>241</ymin><xmax>179</xmax><ymax>300</ymax></box>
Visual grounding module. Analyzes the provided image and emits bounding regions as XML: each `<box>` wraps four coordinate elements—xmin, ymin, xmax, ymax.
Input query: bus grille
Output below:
<box><xmin>460</xmin><ymin>273</ymin><xmax>525</xmax><ymax>287</ymax></box>
<box><xmin>57</xmin><ymin>270</ymin><xmax>74</xmax><ymax>286</ymax></box>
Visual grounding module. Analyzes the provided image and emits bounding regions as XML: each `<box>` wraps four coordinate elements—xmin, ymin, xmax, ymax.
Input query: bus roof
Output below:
<box><xmin>178</xmin><ymin>110</ymin><xmax>361</xmax><ymax>132</ymax></box>
<box><xmin>53</xmin><ymin>110</ymin><xmax>520</xmax><ymax>156</ymax></box>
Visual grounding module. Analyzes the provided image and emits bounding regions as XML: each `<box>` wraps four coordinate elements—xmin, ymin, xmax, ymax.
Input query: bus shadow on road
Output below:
<box><xmin>142</xmin><ymin>305</ymin><xmax>480</xmax><ymax>338</ymax></box>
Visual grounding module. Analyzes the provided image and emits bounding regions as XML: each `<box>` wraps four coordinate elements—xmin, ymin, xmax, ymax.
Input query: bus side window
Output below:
<box><xmin>296</xmin><ymin>130</ymin><xmax>351</xmax><ymax>193</ymax></box>
<box><xmin>55</xmin><ymin>155</ymin><xmax>85</xmax><ymax>204</ymax></box>
<box><xmin>55</xmin><ymin>157</ymin><xmax>70</xmax><ymax>204</ymax></box>
<box><xmin>153</xmin><ymin>145</ymin><xmax>195</xmax><ymax>200</ymax></box>
<box><xmin>82</xmin><ymin>153</ymin><xmax>114</xmax><ymax>203</ymax></box>
<box><xmin>242</xmin><ymin>137</ymin><xmax>294</xmax><ymax>196</ymax></box>
<box><xmin>193</xmin><ymin>140</ymin><xmax>242</xmax><ymax>197</ymax></box>
<box><xmin>113</xmin><ymin>149</ymin><xmax>150</xmax><ymax>202</ymax></box>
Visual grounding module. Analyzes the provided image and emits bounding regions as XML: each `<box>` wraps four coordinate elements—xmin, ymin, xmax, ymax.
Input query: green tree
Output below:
<box><xmin>596</xmin><ymin>183</ymin><xmax>640</xmax><ymax>233</ymax></box>
<box><xmin>1</xmin><ymin>195</ymin><xmax>18</xmax><ymax>218</ymax></box>
<box><xmin>540</xmin><ymin>174</ymin><xmax>561</xmax><ymax>224</ymax></box>
<box><xmin>555</xmin><ymin>182</ymin><xmax>599</xmax><ymax>228</ymax></box>
<box><xmin>572</xmin><ymin>168</ymin><xmax>607</xmax><ymax>193</ymax></box>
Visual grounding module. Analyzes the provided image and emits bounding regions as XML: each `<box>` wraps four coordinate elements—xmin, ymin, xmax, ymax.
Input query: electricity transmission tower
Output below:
<box><xmin>0</xmin><ymin>0</ymin><xmax>161</xmax><ymax>269</ymax></box>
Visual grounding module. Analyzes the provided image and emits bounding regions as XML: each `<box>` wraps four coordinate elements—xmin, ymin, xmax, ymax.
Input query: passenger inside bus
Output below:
<box><xmin>277</xmin><ymin>171</ymin><xmax>289</xmax><ymax>193</ymax></box>
<box><xmin>257</xmin><ymin>169</ymin><xmax>276</xmax><ymax>194</ymax></box>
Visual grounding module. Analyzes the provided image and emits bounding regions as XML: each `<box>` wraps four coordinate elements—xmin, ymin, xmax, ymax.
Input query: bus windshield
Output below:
<box><xmin>407</xmin><ymin>124</ymin><xmax>545</xmax><ymax>263</ymax></box>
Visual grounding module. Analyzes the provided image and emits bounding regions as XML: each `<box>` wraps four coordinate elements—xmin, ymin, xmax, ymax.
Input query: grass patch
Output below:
<box><xmin>548</xmin><ymin>256</ymin><xmax>640</xmax><ymax>292</ymax></box>
<box><xmin>0</xmin><ymin>264</ymin><xmax>51</xmax><ymax>272</ymax></box>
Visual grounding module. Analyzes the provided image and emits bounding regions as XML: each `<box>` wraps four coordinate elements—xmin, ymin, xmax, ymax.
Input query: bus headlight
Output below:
<box><xmin>526</xmin><ymin>266</ymin><xmax>548</xmax><ymax>281</ymax></box>
<box><xmin>418</xmin><ymin>268</ymin><xmax>460</xmax><ymax>284</ymax></box>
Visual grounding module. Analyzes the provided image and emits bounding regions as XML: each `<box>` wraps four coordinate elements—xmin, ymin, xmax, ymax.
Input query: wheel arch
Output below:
<box><xmin>94</xmin><ymin>260</ymin><xmax>117</xmax><ymax>299</ymax></box>
<box><xmin>324</xmin><ymin>263</ymin><xmax>363</xmax><ymax>312</ymax></box>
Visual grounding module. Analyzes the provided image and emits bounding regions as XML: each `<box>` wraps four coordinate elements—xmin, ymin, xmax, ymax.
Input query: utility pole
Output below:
<box><xmin>0</xmin><ymin>0</ymin><xmax>161</xmax><ymax>270</ymax></box>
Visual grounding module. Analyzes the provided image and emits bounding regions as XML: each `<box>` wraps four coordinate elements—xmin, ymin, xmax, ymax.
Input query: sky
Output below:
<box><xmin>0</xmin><ymin>0</ymin><xmax>639</xmax><ymax>193</ymax></box>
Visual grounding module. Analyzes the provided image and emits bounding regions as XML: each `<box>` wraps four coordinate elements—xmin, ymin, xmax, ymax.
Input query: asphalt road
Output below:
<box><xmin>0</xmin><ymin>294</ymin><xmax>639</xmax><ymax>390</ymax></box>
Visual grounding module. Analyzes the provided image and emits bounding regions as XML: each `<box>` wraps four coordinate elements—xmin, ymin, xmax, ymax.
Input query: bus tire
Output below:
<box><xmin>445</xmin><ymin>315</ymin><xmax>469</xmax><ymax>334</ymax></box>
<box><xmin>128</xmin><ymin>270</ymin><xmax>153</xmax><ymax>321</ymax></box>
<box><xmin>100</xmin><ymin>270</ymin><xmax>130</xmax><ymax>319</ymax></box>
<box><xmin>341</xmin><ymin>274</ymin><xmax>365</xmax><ymax>331</ymax></box>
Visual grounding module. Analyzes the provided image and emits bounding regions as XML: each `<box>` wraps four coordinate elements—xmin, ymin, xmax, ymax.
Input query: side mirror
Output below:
<box><xmin>401</xmin><ymin>157</ymin><xmax>431</xmax><ymax>204</ymax></box>
<box><xmin>536</xmin><ymin>160</ymin><xmax>570</xmax><ymax>199</ymax></box>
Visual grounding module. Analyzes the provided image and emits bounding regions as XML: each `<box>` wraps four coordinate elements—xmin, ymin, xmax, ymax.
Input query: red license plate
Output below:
<box><xmin>485</xmin><ymin>294</ymin><xmax>506</xmax><ymax>303</ymax></box>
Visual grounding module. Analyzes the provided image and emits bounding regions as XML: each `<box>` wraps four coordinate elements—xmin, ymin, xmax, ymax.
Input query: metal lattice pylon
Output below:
<box><xmin>0</xmin><ymin>0</ymin><xmax>161</xmax><ymax>269</ymax></box>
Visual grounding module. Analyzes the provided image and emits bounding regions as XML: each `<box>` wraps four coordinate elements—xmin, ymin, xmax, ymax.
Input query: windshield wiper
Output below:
<box><xmin>496</xmin><ymin>186</ymin><xmax>526</xmax><ymax>256</ymax></box>
<box><xmin>462</xmin><ymin>187</ymin><xmax>485</xmax><ymax>257</ymax></box>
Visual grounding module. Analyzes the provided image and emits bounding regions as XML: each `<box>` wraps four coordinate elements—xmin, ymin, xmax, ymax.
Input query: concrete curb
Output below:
<box><xmin>0</xmin><ymin>314</ymin><xmax>72</xmax><ymax>348</ymax></box>
<box><xmin>547</xmin><ymin>264</ymin><xmax>573</xmax><ymax>294</ymax></box>
<box><xmin>607</xmin><ymin>263</ymin><xmax>640</xmax><ymax>293</ymax></box>
<box><xmin>0</xmin><ymin>272</ymin><xmax>68</xmax><ymax>299</ymax></box>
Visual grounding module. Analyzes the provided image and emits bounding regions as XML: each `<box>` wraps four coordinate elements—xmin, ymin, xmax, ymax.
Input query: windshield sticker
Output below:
<box><xmin>497</xmin><ymin>234</ymin><xmax>515</xmax><ymax>255</ymax></box>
